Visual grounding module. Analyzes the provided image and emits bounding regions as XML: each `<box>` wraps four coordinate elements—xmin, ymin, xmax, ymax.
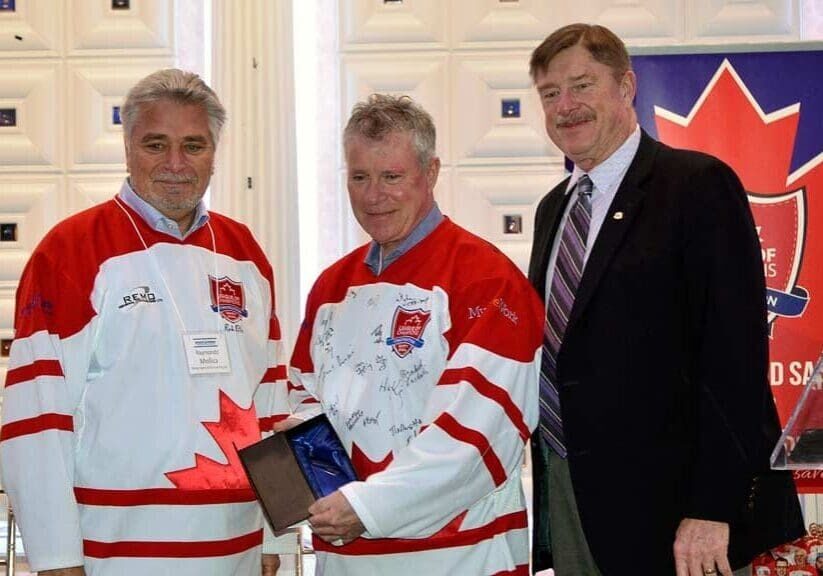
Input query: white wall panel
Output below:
<box><xmin>341</xmin><ymin>0</ymin><xmax>446</xmax><ymax>50</ymax></box>
<box><xmin>0</xmin><ymin>294</ymin><xmax>13</xmax><ymax>335</ymax></box>
<box><xmin>68</xmin><ymin>0</ymin><xmax>173</xmax><ymax>55</ymax></box>
<box><xmin>0</xmin><ymin>177</ymin><xmax>60</xmax><ymax>283</ymax></box>
<box><xmin>454</xmin><ymin>0</ymin><xmax>682</xmax><ymax>46</ymax></box>
<box><xmin>341</xmin><ymin>53</ymin><xmax>450</xmax><ymax>163</ymax></box>
<box><xmin>452</xmin><ymin>54</ymin><xmax>552</xmax><ymax>165</ymax></box>
<box><xmin>0</xmin><ymin>0</ymin><xmax>63</xmax><ymax>56</ymax></box>
<box><xmin>452</xmin><ymin>167</ymin><xmax>565</xmax><ymax>272</ymax></box>
<box><xmin>688</xmin><ymin>0</ymin><xmax>798</xmax><ymax>42</ymax></box>
<box><xmin>590</xmin><ymin>0</ymin><xmax>682</xmax><ymax>44</ymax></box>
<box><xmin>805</xmin><ymin>0</ymin><xmax>823</xmax><ymax>39</ymax></box>
<box><xmin>0</xmin><ymin>292</ymin><xmax>12</xmax><ymax>371</ymax></box>
<box><xmin>67</xmin><ymin>174</ymin><xmax>128</xmax><ymax>216</ymax></box>
<box><xmin>67</xmin><ymin>59</ymin><xmax>171</xmax><ymax>171</ymax></box>
<box><xmin>450</xmin><ymin>0</ymin><xmax>562</xmax><ymax>48</ymax></box>
<box><xmin>434</xmin><ymin>167</ymin><xmax>453</xmax><ymax>219</ymax></box>
<box><xmin>0</xmin><ymin>61</ymin><xmax>61</xmax><ymax>171</ymax></box>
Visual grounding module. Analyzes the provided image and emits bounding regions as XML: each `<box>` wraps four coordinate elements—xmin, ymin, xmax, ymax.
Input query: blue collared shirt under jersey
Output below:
<box><xmin>364</xmin><ymin>204</ymin><xmax>444</xmax><ymax>275</ymax></box>
<box><xmin>117</xmin><ymin>179</ymin><xmax>210</xmax><ymax>240</ymax></box>
<box><xmin>544</xmin><ymin>124</ymin><xmax>641</xmax><ymax>298</ymax></box>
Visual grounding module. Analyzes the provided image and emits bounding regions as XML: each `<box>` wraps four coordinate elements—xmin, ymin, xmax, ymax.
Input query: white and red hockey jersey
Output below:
<box><xmin>287</xmin><ymin>218</ymin><xmax>543</xmax><ymax>576</ymax></box>
<box><xmin>0</xmin><ymin>195</ymin><xmax>288</xmax><ymax>575</ymax></box>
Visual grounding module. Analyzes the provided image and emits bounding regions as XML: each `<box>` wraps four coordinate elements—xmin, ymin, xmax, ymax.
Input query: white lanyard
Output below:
<box><xmin>114</xmin><ymin>197</ymin><xmax>231</xmax><ymax>374</ymax></box>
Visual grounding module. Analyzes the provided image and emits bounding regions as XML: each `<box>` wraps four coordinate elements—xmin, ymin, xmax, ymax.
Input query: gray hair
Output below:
<box><xmin>344</xmin><ymin>94</ymin><xmax>437</xmax><ymax>167</ymax></box>
<box><xmin>121</xmin><ymin>68</ymin><xmax>226</xmax><ymax>144</ymax></box>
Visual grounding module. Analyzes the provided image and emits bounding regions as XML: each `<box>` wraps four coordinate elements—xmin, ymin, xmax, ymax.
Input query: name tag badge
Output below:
<box><xmin>183</xmin><ymin>332</ymin><xmax>231</xmax><ymax>375</ymax></box>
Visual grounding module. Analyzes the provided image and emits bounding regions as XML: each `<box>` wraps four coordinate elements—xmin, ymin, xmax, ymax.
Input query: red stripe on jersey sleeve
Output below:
<box><xmin>0</xmin><ymin>413</ymin><xmax>74</xmax><ymax>441</ymax></box>
<box><xmin>258</xmin><ymin>414</ymin><xmax>288</xmax><ymax>431</ymax></box>
<box><xmin>268</xmin><ymin>316</ymin><xmax>281</xmax><ymax>340</ymax></box>
<box><xmin>433</xmin><ymin>412</ymin><xmax>507</xmax><ymax>487</ymax></box>
<box><xmin>491</xmin><ymin>565</ymin><xmax>530</xmax><ymax>576</ymax></box>
<box><xmin>5</xmin><ymin>359</ymin><xmax>64</xmax><ymax>388</ymax></box>
<box><xmin>438</xmin><ymin>367</ymin><xmax>530</xmax><ymax>443</ymax></box>
<box><xmin>312</xmin><ymin>510</ymin><xmax>527</xmax><ymax>555</ymax></box>
<box><xmin>74</xmin><ymin>487</ymin><xmax>257</xmax><ymax>506</ymax></box>
<box><xmin>83</xmin><ymin>528</ymin><xmax>263</xmax><ymax>558</ymax></box>
<box><xmin>260</xmin><ymin>365</ymin><xmax>287</xmax><ymax>383</ymax></box>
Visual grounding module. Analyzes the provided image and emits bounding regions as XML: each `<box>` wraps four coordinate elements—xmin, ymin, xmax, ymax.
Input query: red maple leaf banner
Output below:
<box><xmin>165</xmin><ymin>391</ymin><xmax>260</xmax><ymax>490</ymax></box>
<box><xmin>654</xmin><ymin>60</ymin><xmax>823</xmax><ymax>494</ymax></box>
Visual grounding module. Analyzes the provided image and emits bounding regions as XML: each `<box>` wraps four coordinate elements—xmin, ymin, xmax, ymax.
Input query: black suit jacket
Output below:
<box><xmin>529</xmin><ymin>131</ymin><xmax>803</xmax><ymax>575</ymax></box>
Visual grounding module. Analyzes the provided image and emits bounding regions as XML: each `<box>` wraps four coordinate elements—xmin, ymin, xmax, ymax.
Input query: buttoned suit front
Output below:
<box><xmin>528</xmin><ymin>130</ymin><xmax>804</xmax><ymax>575</ymax></box>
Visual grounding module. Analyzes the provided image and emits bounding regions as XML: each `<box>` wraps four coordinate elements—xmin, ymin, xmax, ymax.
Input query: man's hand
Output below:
<box><xmin>262</xmin><ymin>553</ymin><xmax>280</xmax><ymax>576</ymax></box>
<box><xmin>39</xmin><ymin>568</ymin><xmax>86</xmax><ymax>576</ymax></box>
<box><xmin>272</xmin><ymin>417</ymin><xmax>303</xmax><ymax>433</ymax></box>
<box><xmin>308</xmin><ymin>490</ymin><xmax>365</xmax><ymax>545</ymax></box>
<box><xmin>674</xmin><ymin>518</ymin><xmax>732</xmax><ymax>576</ymax></box>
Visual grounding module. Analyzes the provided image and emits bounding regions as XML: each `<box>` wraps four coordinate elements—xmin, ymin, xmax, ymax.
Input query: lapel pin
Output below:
<box><xmin>613</xmin><ymin>211</ymin><xmax>624</xmax><ymax>220</ymax></box>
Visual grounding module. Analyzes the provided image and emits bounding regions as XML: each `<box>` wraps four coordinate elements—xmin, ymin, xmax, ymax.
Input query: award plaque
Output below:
<box><xmin>238</xmin><ymin>414</ymin><xmax>358</xmax><ymax>533</ymax></box>
<box><xmin>771</xmin><ymin>350</ymin><xmax>823</xmax><ymax>469</ymax></box>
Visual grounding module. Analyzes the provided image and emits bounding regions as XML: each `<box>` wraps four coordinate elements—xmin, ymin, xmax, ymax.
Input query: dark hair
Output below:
<box><xmin>530</xmin><ymin>23</ymin><xmax>631</xmax><ymax>82</ymax></box>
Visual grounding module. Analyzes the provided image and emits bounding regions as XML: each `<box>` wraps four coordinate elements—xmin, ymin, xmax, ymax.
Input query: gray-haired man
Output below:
<box><xmin>0</xmin><ymin>69</ymin><xmax>284</xmax><ymax>575</ymax></box>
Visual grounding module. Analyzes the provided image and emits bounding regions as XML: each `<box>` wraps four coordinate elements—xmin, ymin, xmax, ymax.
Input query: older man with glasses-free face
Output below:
<box><xmin>274</xmin><ymin>94</ymin><xmax>544</xmax><ymax>576</ymax></box>
<box><xmin>527</xmin><ymin>23</ymin><xmax>803</xmax><ymax>576</ymax></box>
<box><xmin>0</xmin><ymin>69</ymin><xmax>284</xmax><ymax>576</ymax></box>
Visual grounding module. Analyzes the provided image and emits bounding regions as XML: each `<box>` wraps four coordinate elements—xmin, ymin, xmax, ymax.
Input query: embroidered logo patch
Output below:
<box><xmin>209</xmin><ymin>276</ymin><xmax>248</xmax><ymax>323</ymax></box>
<box><xmin>385</xmin><ymin>306</ymin><xmax>431</xmax><ymax>358</ymax></box>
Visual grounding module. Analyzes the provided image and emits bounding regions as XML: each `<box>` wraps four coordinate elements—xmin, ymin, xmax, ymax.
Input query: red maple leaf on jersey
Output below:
<box><xmin>165</xmin><ymin>391</ymin><xmax>260</xmax><ymax>489</ymax></box>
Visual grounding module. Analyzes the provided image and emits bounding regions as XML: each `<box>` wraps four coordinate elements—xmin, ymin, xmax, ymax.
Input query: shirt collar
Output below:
<box><xmin>117</xmin><ymin>179</ymin><xmax>209</xmax><ymax>240</ymax></box>
<box><xmin>364</xmin><ymin>203</ymin><xmax>444</xmax><ymax>275</ymax></box>
<box><xmin>566</xmin><ymin>124</ymin><xmax>641</xmax><ymax>197</ymax></box>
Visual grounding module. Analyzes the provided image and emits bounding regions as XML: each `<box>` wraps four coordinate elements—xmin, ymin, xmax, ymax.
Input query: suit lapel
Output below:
<box><xmin>565</xmin><ymin>131</ymin><xmax>659</xmax><ymax>334</ymax></box>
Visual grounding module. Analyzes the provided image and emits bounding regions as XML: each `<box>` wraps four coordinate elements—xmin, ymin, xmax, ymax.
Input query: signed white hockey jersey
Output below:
<box><xmin>288</xmin><ymin>218</ymin><xmax>543</xmax><ymax>576</ymax></box>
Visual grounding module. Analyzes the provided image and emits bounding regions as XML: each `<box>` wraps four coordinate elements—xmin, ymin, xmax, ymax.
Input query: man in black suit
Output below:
<box><xmin>527</xmin><ymin>23</ymin><xmax>804</xmax><ymax>576</ymax></box>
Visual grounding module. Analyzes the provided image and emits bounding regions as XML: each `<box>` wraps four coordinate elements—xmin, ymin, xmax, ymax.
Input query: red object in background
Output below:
<box><xmin>655</xmin><ymin>60</ymin><xmax>823</xmax><ymax>493</ymax></box>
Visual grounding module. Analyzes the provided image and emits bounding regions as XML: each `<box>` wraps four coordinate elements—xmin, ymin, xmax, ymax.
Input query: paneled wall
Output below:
<box><xmin>0</xmin><ymin>0</ymin><xmax>175</xmax><ymax>400</ymax></box>
<box><xmin>336</xmin><ymin>0</ymin><xmax>810</xmax><ymax>272</ymax></box>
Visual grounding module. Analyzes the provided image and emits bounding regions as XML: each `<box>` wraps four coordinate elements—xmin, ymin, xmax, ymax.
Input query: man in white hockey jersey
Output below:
<box><xmin>0</xmin><ymin>69</ymin><xmax>284</xmax><ymax>575</ymax></box>
<box><xmin>275</xmin><ymin>94</ymin><xmax>543</xmax><ymax>575</ymax></box>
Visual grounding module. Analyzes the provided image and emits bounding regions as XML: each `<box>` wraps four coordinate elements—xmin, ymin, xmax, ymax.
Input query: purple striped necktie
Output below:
<box><xmin>539</xmin><ymin>175</ymin><xmax>593</xmax><ymax>458</ymax></box>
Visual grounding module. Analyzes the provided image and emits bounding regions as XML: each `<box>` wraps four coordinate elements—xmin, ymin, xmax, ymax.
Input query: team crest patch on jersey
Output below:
<box><xmin>385</xmin><ymin>306</ymin><xmax>431</xmax><ymax>358</ymax></box>
<box><xmin>209</xmin><ymin>276</ymin><xmax>249</xmax><ymax>323</ymax></box>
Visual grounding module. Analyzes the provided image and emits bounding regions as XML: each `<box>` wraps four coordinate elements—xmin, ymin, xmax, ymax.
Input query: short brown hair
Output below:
<box><xmin>530</xmin><ymin>23</ymin><xmax>631</xmax><ymax>82</ymax></box>
<box><xmin>344</xmin><ymin>94</ymin><xmax>436</xmax><ymax>168</ymax></box>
